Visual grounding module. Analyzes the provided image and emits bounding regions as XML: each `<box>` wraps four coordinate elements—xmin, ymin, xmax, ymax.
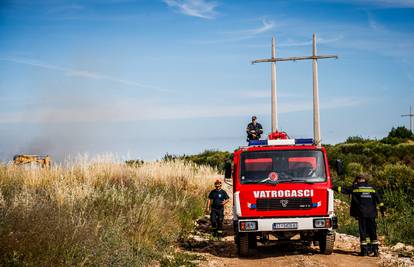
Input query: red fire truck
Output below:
<box><xmin>225</xmin><ymin>133</ymin><xmax>338</xmax><ymax>257</ymax></box>
<box><xmin>225</xmin><ymin>34</ymin><xmax>339</xmax><ymax>257</ymax></box>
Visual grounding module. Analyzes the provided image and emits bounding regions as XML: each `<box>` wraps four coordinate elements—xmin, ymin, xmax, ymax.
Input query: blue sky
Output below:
<box><xmin>0</xmin><ymin>0</ymin><xmax>414</xmax><ymax>161</ymax></box>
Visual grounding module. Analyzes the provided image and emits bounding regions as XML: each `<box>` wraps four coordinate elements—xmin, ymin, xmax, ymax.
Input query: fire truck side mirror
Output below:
<box><xmin>335</xmin><ymin>159</ymin><xmax>344</xmax><ymax>176</ymax></box>
<box><xmin>224</xmin><ymin>162</ymin><xmax>232</xmax><ymax>179</ymax></box>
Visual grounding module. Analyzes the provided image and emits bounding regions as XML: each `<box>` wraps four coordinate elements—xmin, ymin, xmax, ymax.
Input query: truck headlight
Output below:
<box><xmin>240</xmin><ymin>221</ymin><xmax>257</xmax><ymax>231</ymax></box>
<box><xmin>313</xmin><ymin>218</ymin><xmax>331</xmax><ymax>228</ymax></box>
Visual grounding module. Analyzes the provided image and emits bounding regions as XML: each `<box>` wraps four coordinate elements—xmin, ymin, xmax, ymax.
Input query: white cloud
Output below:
<box><xmin>194</xmin><ymin>19</ymin><xmax>276</xmax><ymax>44</ymax></box>
<box><xmin>253</xmin><ymin>19</ymin><xmax>276</xmax><ymax>34</ymax></box>
<box><xmin>0</xmin><ymin>57</ymin><xmax>160</xmax><ymax>90</ymax></box>
<box><xmin>164</xmin><ymin>0</ymin><xmax>218</xmax><ymax>19</ymax></box>
<box><xmin>225</xmin><ymin>19</ymin><xmax>276</xmax><ymax>35</ymax></box>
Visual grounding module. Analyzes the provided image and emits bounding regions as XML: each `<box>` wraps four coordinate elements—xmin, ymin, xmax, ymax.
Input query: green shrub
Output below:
<box><xmin>378</xmin><ymin>189</ymin><xmax>414</xmax><ymax>245</ymax></box>
<box><xmin>346</xmin><ymin>162</ymin><xmax>364</xmax><ymax>176</ymax></box>
<box><xmin>164</xmin><ymin>150</ymin><xmax>232</xmax><ymax>172</ymax></box>
<box><xmin>326</xmin><ymin>135</ymin><xmax>414</xmax><ymax>245</ymax></box>
<box><xmin>381</xmin><ymin>137</ymin><xmax>400</xmax><ymax>145</ymax></box>
<box><xmin>345</xmin><ymin>136</ymin><xmax>369</xmax><ymax>144</ymax></box>
<box><xmin>335</xmin><ymin>195</ymin><xmax>359</xmax><ymax>236</ymax></box>
<box><xmin>387</xmin><ymin>126</ymin><xmax>414</xmax><ymax>139</ymax></box>
<box><xmin>376</xmin><ymin>163</ymin><xmax>414</xmax><ymax>191</ymax></box>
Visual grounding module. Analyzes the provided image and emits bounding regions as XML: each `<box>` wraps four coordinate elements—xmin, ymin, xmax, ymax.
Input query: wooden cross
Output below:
<box><xmin>252</xmin><ymin>33</ymin><xmax>338</xmax><ymax>147</ymax></box>
<box><xmin>401</xmin><ymin>106</ymin><xmax>414</xmax><ymax>133</ymax></box>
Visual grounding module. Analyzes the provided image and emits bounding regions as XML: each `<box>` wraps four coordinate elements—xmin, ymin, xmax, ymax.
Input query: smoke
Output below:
<box><xmin>0</xmin><ymin>54</ymin><xmax>128</xmax><ymax>162</ymax></box>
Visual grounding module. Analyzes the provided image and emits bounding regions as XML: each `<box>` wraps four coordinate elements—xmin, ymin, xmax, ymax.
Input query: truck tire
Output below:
<box><xmin>238</xmin><ymin>233</ymin><xmax>250</xmax><ymax>257</ymax></box>
<box><xmin>248</xmin><ymin>233</ymin><xmax>257</xmax><ymax>249</ymax></box>
<box><xmin>319</xmin><ymin>231</ymin><xmax>335</xmax><ymax>255</ymax></box>
<box><xmin>233</xmin><ymin>221</ymin><xmax>239</xmax><ymax>244</ymax></box>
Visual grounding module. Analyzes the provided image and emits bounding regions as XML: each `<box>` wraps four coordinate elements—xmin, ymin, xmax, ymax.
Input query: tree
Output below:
<box><xmin>387</xmin><ymin>126</ymin><xmax>414</xmax><ymax>139</ymax></box>
<box><xmin>345</xmin><ymin>136</ymin><xmax>367</xmax><ymax>144</ymax></box>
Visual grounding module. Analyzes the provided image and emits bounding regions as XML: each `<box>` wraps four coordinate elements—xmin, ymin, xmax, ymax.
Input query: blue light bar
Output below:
<box><xmin>294</xmin><ymin>138</ymin><xmax>314</xmax><ymax>144</ymax></box>
<box><xmin>248</xmin><ymin>140</ymin><xmax>268</xmax><ymax>146</ymax></box>
<box><xmin>248</xmin><ymin>138</ymin><xmax>314</xmax><ymax>146</ymax></box>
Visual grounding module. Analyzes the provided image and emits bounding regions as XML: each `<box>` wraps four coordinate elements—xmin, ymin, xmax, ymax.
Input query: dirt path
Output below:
<box><xmin>181</xmin><ymin>184</ymin><xmax>413</xmax><ymax>267</ymax></box>
<box><xmin>183</xmin><ymin>218</ymin><xmax>379</xmax><ymax>267</ymax></box>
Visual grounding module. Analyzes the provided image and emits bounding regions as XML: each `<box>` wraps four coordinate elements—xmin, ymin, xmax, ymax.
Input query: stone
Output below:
<box><xmin>405</xmin><ymin>245</ymin><xmax>414</xmax><ymax>252</ymax></box>
<box><xmin>391</xmin><ymin>242</ymin><xmax>405</xmax><ymax>252</ymax></box>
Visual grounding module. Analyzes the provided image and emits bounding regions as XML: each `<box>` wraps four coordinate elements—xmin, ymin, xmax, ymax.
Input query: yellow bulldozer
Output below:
<box><xmin>13</xmin><ymin>154</ymin><xmax>52</xmax><ymax>168</ymax></box>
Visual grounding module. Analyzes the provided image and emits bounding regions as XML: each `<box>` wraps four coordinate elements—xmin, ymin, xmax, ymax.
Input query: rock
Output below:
<box><xmin>391</xmin><ymin>242</ymin><xmax>405</xmax><ymax>252</ymax></box>
<box><xmin>382</xmin><ymin>253</ymin><xmax>393</xmax><ymax>260</ymax></box>
<box><xmin>398</xmin><ymin>251</ymin><xmax>414</xmax><ymax>258</ymax></box>
<box><xmin>193</xmin><ymin>235</ymin><xmax>208</xmax><ymax>242</ymax></box>
<box><xmin>405</xmin><ymin>245</ymin><xmax>414</xmax><ymax>252</ymax></box>
<box><xmin>399</xmin><ymin>257</ymin><xmax>413</xmax><ymax>266</ymax></box>
<box><xmin>381</xmin><ymin>247</ymin><xmax>391</xmax><ymax>253</ymax></box>
<box><xmin>197</xmin><ymin>217</ymin><xmax>209</xmax><ymax>224</ymax></box>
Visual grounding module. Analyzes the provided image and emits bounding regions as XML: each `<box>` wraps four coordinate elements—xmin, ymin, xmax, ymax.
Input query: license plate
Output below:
<box><xmin>273</xmin><ymin>222</ymin><xmax>298</xmax><ymax>230</ymax></box>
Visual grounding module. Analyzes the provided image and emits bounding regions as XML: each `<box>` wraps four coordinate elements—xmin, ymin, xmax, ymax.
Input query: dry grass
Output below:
<box><xmin>0</xmin><ymin>156</ymin><xmax>218</xmax><ymax>266</ymax></box>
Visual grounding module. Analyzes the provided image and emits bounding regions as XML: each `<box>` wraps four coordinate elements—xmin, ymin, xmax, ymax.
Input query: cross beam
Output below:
<box><xmin>401</xmin><ymin>105</ymin><xmax>414</xmax><ymax>133</ymax></box>
<box><xmin>252</xmin><ymin>33</ymin><xmax>338</xmax><ymax>147</ymax></box>
<box><xmin>252</xmin><ymin>54</ymin><xmax>338</xmax><ymax>64</ymax></box>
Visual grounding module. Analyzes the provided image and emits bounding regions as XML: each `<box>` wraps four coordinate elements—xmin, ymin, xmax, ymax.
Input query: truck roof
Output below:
<box><xmin>237</xmin><ymin>138</ymin><xmax>324</xmax><ymax>150</ymax></box>
<box><xmin>237</xmin><ymin>144</ymin><xmax>324</xmax><ymax>152</ymax></box>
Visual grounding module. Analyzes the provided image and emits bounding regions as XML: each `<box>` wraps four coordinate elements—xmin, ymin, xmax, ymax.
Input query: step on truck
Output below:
<box><xmin>225</xmin><ymin>135</ymin><xmax>338</xmax><ymax>256</ymax></box>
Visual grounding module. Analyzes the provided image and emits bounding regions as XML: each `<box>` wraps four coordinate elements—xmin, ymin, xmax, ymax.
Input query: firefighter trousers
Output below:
<box><xmin>358</xmin><ymin>217</ymin><xmax>378</xmax><ymax>246</ymax></box>
<box><xmin>210</xmin><ymin>208</ymin><xmax>224</xmax><ymax>234</ymax></box>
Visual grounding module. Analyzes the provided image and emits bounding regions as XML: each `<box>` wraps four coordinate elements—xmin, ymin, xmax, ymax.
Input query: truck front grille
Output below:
<box><xmin>256</xmin><ymin>198</ymin><xmax>312</xmax><ymax>211</ymax></box>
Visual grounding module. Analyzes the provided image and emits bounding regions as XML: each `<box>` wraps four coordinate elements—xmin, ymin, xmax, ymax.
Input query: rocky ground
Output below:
<box><xmin>180</xmin><ymin>217</ymin><xmax>413</xmax><ymax>267</ymax></box>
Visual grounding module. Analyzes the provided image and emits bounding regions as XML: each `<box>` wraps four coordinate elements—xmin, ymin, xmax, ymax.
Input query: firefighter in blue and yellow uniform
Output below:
<box><xmin>206</xmin><ymin>180</ymin><xmax>230</xmax><ymax>237</ymax></box>
<box><xmin>334</xmin><ymin>174</ymin><xmax>385</xmax><ymax>256</ymax></box>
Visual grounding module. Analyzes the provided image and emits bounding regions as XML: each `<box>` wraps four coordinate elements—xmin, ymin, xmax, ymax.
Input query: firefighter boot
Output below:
<box><xmin>359</xmin><ymin>245</ymin><xmax>368</xmax><ymax>256</ymax></box>
<box><xmin>367</xmin><ymin>244</ymin><xmax>373</xmax><ymax>256</ymax></box>
<box><xmin>211</xmin><ymin>227</ymin><xmax>218</xmax><ymax>237</ymax></box>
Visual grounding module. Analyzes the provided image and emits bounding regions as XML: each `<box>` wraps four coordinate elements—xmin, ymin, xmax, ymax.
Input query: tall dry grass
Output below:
<box><xmin>0</xmin><ymin>157</ymin><xmax>218</xmax><ymax>266</ymax></box>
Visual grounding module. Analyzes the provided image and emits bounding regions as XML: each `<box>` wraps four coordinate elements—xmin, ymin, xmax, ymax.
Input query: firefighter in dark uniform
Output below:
<box><xmin>206</xmin><ymin>180</ymin><xmax>230</xmax><ymax>237</ymax></box>
<box><xmin>246</xmin><ymin>116</ymin><xmax>263</xmax><ymax>141</ymax></box>
<box><xmin>334</xmin><ymin>174</ymin><xmax>385</xmax><ymax>256</ymax></box>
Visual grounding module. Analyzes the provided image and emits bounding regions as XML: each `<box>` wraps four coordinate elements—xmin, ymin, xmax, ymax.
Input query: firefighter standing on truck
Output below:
<box><xmin>246</xmin><ymin>116</ymin><xmax>263</xmax><ymax>141</ymax></box>
<box><xmin>333</xmin><ymin>174</ymin><xmax>385</xmax><ymax>256</ymax></box>
<box><xmin>206</xmin><ymin>180</ymin><xmax>229</xmax><ymax>237</ymax></box>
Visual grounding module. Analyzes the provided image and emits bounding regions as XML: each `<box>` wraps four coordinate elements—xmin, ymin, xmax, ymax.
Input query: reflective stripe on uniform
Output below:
<box><xmin>353</xmin><ymin>188</ymin><xmax>376</xmax><ymax>193</ymax></box>
<box><xmin>361</xmin><ymin>241</ymin><xmax>368</xmax><ymax>245</ymax></box>
<box><xmin>371</xmin><ymin>240</ymin><xmax>380</xmax><ymax>245</ymax></box>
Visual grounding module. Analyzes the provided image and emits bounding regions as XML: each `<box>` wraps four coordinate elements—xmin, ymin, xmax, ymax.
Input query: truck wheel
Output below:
<box><xmin>319</xmin><ymin>231</ymin><xmax>335</xmax><ymax>255</ymax></box>
<box><xmin>233</xmin><ymin>221</ymin><xmax>239</xmax><ymax>244</ymax></box>
<box><xmin>238</xmin><ymin>233</ymin><xmax>250</xmax><ymax>257</ymax></box>
<box><xmin>248</xmin><ymin>233</ymin><xmax>257</xmax><ymax>249</ymax></box>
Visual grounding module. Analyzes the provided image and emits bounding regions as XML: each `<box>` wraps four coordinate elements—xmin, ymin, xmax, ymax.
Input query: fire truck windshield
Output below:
<box><xmin>240</xmin><ymin>150</ymin><xmax>327</xmax><ymax>184</ymax></box>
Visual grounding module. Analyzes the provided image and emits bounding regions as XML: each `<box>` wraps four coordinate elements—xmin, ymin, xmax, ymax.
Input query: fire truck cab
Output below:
<box><xmin>225</xmin><ymin>136</ymin><xmax>337</xmax><ymax>257</ymax></box>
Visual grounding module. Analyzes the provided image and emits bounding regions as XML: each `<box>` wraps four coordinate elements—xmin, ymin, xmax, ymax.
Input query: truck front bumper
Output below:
<box><xmin>238</xmin><ymin>215</ymin><xmax>337</xmax><ymax>232</ymax></box>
